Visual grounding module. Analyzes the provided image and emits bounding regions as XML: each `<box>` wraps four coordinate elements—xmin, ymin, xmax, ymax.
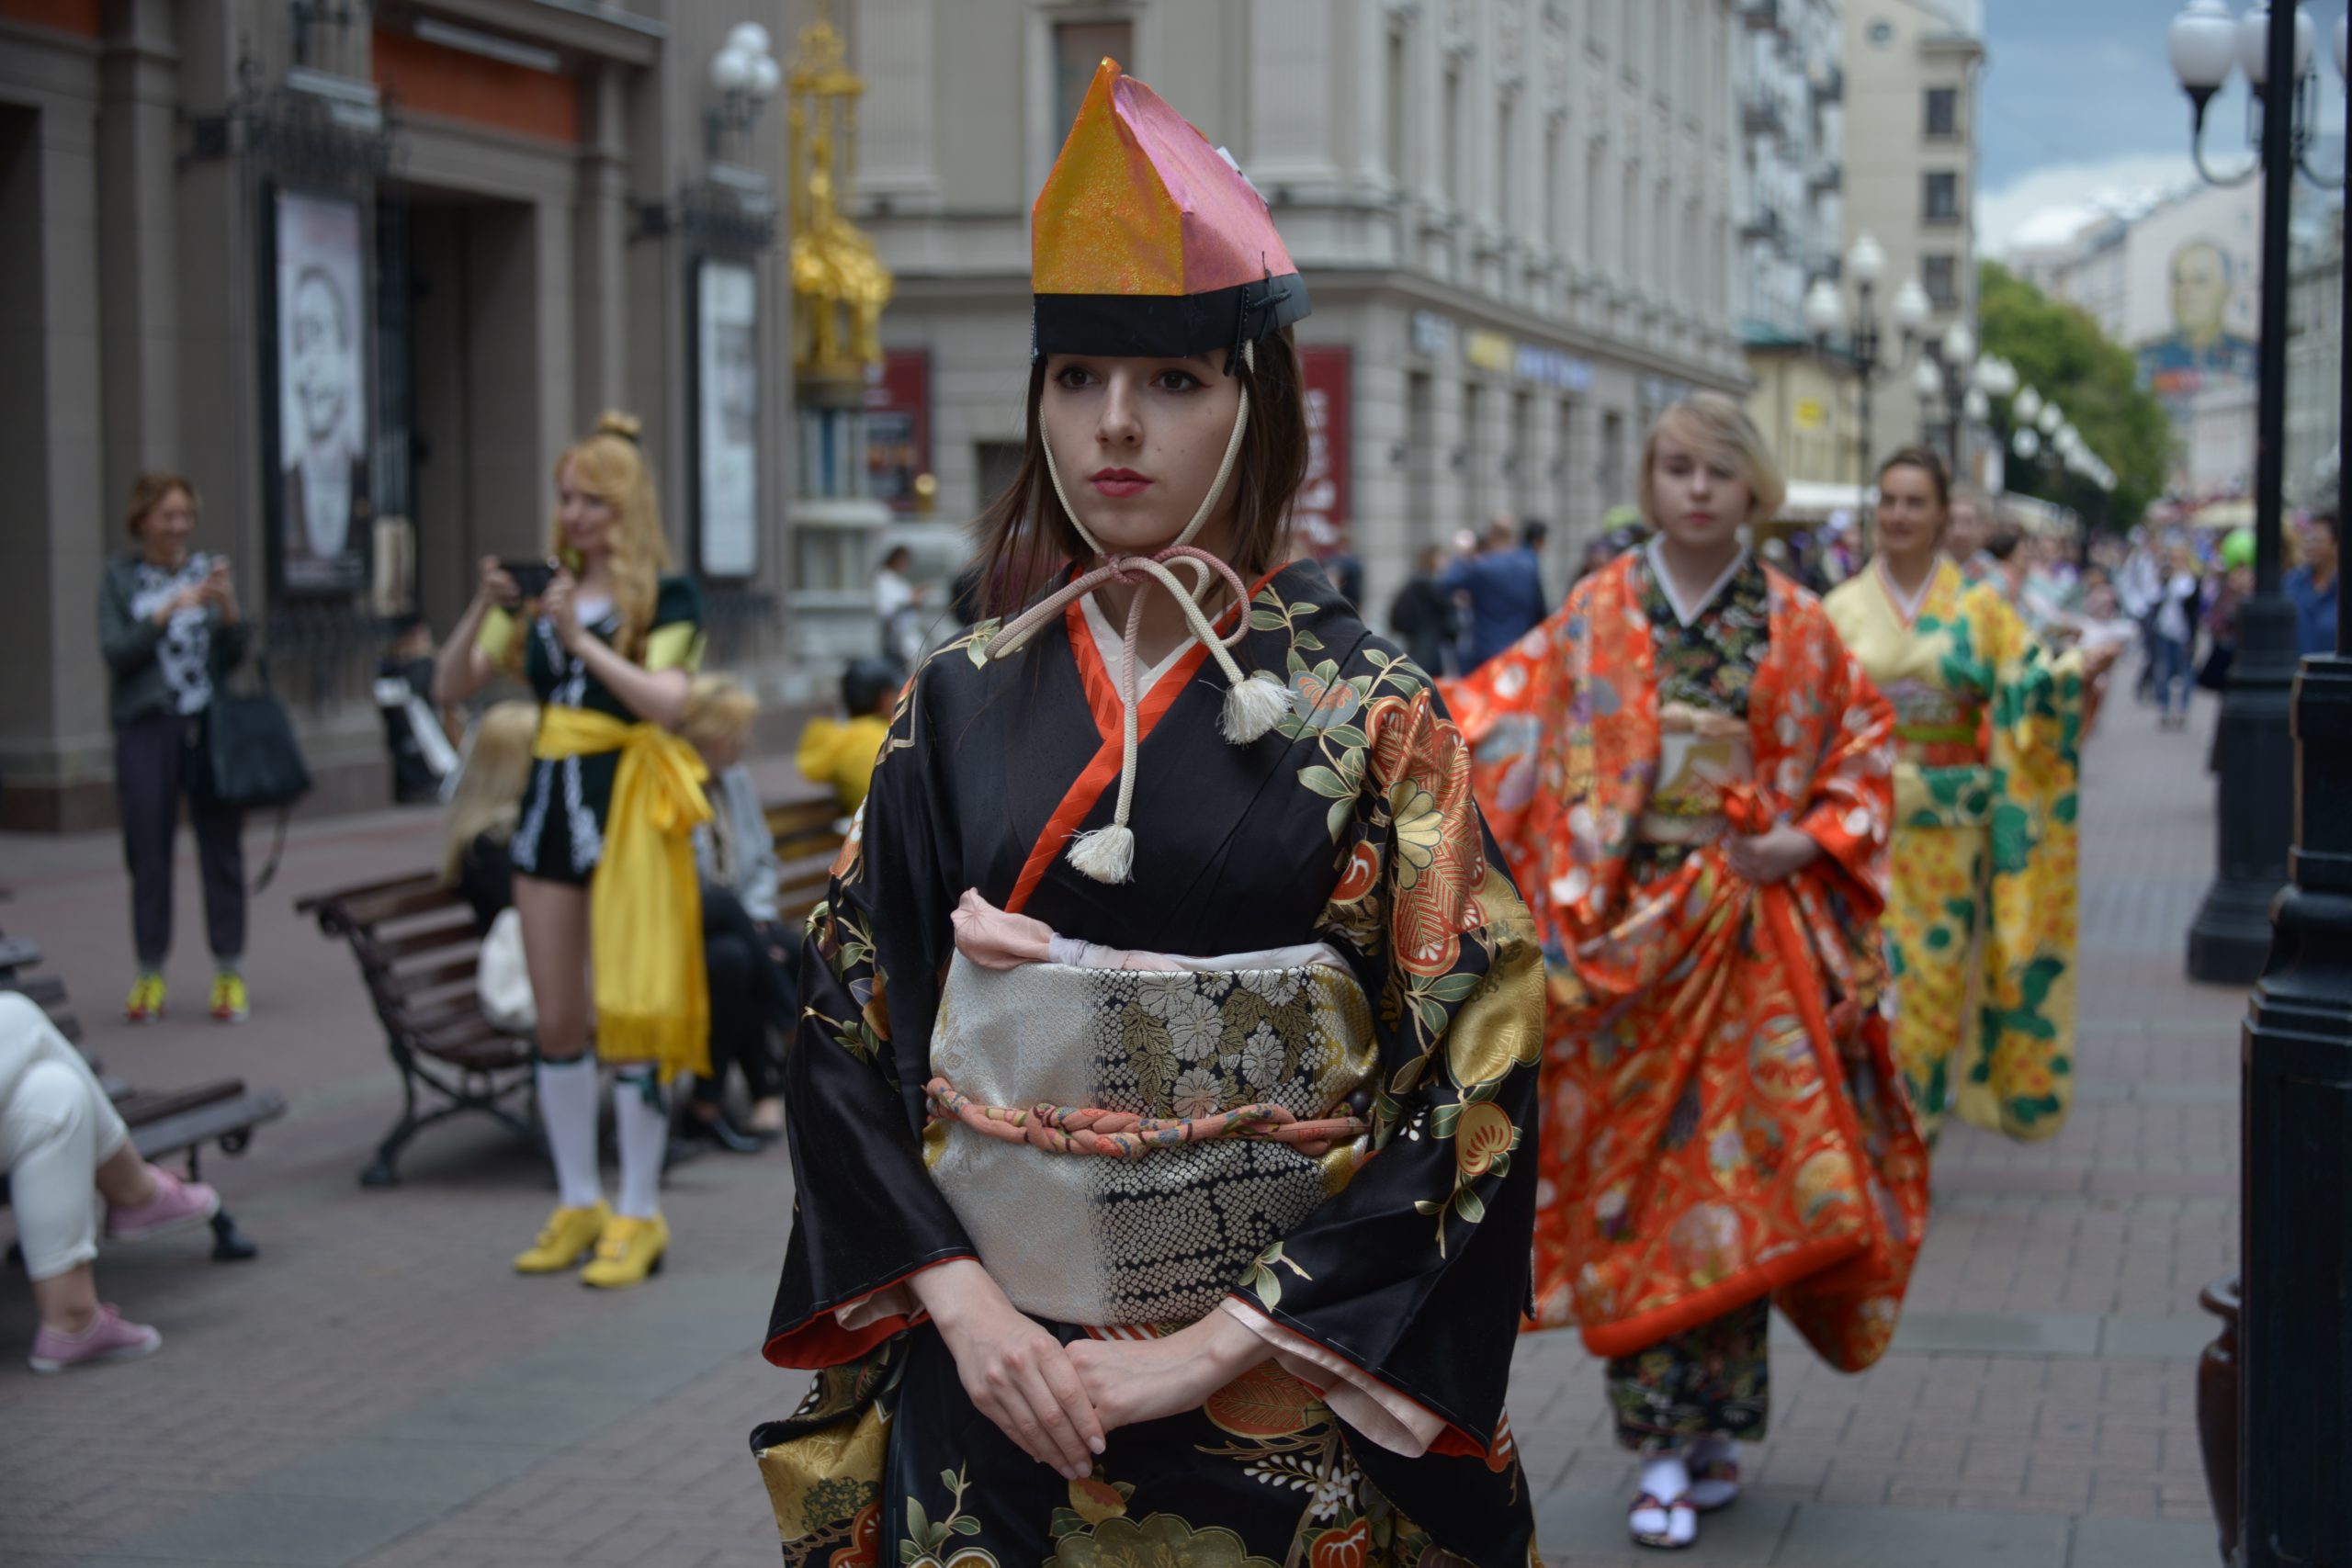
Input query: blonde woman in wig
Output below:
<box><xmin>434</xmin><ymin>412</ymin><xmax>709</xmax><ymax>1289</ymax></box>
<box><xmin>1449</xmin><ymin>395</ymin><xmax>1926</xmax><ymax>1550</ymax></box>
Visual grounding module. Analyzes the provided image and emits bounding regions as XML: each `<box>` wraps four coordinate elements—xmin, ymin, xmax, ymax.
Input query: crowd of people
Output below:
<box><xmin>15</xmin><ymin>44</ymin><xmax>2313</xmax><ymax>1568</ymax></box>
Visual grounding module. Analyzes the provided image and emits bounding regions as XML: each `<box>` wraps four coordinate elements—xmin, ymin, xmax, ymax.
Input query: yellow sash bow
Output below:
<box><xmin>535</xmin><ymin>706</ymin><xmax>713</xmax><ymax>1078</ymax></box>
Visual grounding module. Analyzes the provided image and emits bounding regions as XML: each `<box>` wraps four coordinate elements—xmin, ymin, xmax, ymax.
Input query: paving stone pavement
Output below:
<box><xmin>0</xmin><ymin>693</ymin><xmax>2245</xmax><ymax>1566</ymax></box>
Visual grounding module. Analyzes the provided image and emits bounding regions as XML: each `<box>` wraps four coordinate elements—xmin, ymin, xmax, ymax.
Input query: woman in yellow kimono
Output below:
<box><xmin>1823</xmin><ymin>448</ymin><xmax>2096</xmax><ymax>1143</ymax></box>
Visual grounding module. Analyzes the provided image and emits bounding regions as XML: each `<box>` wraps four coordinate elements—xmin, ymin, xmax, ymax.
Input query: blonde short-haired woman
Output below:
<box><xmin>1448</xmin><ymin>394</ymin><xmax>1926</xmax><ymax>1551</ymax></box>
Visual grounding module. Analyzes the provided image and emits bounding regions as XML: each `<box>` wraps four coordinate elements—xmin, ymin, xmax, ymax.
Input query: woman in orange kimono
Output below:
<box><xmin>1447</xmin><ymin>394</ymin><xmax>1928</xmax><ymax>1551</ymax></box>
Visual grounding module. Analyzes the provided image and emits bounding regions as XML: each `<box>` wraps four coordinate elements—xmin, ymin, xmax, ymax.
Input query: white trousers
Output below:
<box><xmin>0</xmin><ymin>1004</ymin><xmax>130</xmax><ymax>1281</ymax></box>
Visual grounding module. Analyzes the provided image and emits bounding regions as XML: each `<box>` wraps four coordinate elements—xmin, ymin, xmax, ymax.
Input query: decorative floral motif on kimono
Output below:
<box><xmin>1606</xmin><ymin>1298</ymin><xmax>1771</xmax><ymax>1453</ymax></box>
<box><xmin>1824</xmin><ymin>558</ymin><xmax>2084</xmax><ymax>1142</ymax></box>
<box><xmin>1447</xmin><ymin>551</ymin><xmax>1928</xmax><ymax>1374</ymax></box>
<box><xmin>758</xmin><ymin>561</ymin><xmax>1544</xmax><ymax>1567</ymax></box>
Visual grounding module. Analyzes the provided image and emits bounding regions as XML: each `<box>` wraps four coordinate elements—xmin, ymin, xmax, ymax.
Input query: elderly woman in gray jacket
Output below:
<box><xmin>673</xmin><ymin>675</ymin><xmax>797</xmax><ymax>1153</ymax></box>
<box><xmin>97</xmin><ymin>474</ymin><xmax>251</xmax><ymax>1025</ymax></box>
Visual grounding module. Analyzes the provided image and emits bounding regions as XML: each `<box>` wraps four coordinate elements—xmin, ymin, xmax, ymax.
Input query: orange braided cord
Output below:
<box><xmin>925</xmin><ymin>1076</ymin><xmax>1367</xmax><ymax>1160</ymax></box>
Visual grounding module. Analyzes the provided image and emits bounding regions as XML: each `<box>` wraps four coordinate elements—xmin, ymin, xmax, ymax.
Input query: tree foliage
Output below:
<box><xmin>1977</xmin><ymin>261</ymin><xmax>2173</xmax><ymax>530</ymax></box>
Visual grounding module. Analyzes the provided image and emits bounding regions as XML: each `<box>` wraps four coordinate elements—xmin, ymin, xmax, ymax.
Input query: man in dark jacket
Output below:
<box><xmin>1387</xmin><ymin>545</ymin><xmax>1460</xmax><ymax>676</ymax></box>
<box><xmin>1442</xmin><ymin>513</ymin><xmax>1548</xmax><ymax>671</ymax></box>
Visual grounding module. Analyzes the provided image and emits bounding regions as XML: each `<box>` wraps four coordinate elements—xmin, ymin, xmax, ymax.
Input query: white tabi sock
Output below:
<box><xmin>612</xmin><ymin>1070</ymin><xmax>669</xmax><ymax>1220</ymax></box>
<box><xmin>1641</xmin><ymin>1453</ymin><xmax>1692</xmax><ymax>1504</ymax></box>
<box><xmin>536</xmin><ymin>1056</ymin><xmax>604</xmax><ymax>1210</ymax></box>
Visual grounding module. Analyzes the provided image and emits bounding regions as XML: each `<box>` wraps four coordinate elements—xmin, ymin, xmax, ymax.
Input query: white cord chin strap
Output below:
<box><xmin>986</xmin><ymin>339</ymin><xmax>1289</xmax><ymax>884</ymax></box>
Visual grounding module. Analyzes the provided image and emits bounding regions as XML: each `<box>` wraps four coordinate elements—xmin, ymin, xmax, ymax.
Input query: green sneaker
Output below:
<box><xmin>209</xmin><ymin>972</ymin><xmax>249</xmax><ymax>1023</ymax></box>
<box><xmin>124</xmin><ymin>974</ymin><xmax>165</xmax><ymax>1024</ymax></box>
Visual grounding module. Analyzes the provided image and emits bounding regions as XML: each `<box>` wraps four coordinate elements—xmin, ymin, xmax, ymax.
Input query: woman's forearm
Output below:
<box><xmin>571</xmin><ymin>636</ymin><xmax>688</xmax><ymax>728</ymax></box>
<box><xmin>432</xmin><ymin>596</ymin><xmax>493</xmax><ymax>705</ymax></box>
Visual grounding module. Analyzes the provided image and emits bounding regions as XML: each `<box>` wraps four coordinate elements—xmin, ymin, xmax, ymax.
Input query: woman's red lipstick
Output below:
<box><xmin>1091</xmin><ymin>468</ymin><xmax>1151</xmax><ymax>498</ymax></box>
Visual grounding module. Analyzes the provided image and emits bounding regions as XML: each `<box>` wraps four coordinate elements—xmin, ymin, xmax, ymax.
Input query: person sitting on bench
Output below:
<box><xmin>0</xmin><ymin>992</ymin><xmax>221</xmax><ymax>1372</ymax></box>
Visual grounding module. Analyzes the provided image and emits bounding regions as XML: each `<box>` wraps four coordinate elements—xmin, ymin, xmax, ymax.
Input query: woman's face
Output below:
<box><xmin>137</xmin><ymin>486</ymin><xmax>197</xmax><ymax>565</ymax></box>
<box><xmin>556</xmin><ymin>461</ymin><xmax>619</xmax><ymax>560</ymax></box>
<box><xmin>1039</xmin><ymin>353</ymin><xmax>1245</xmax><ymax>558</ymax></box>
<box><xmin>291</xmin><ymin>275</ymin><xmax>351</xmax><ymax>447</ymax></box>
<box><xmin>1646</xmin><ymin>426</ymin><xmax>1752</xmax><ymax>555</ymax></box>
<box><xmin>1875</xmin><ymin>463</ymin><xmax>1944</xmax><ymax>562</ymax></box>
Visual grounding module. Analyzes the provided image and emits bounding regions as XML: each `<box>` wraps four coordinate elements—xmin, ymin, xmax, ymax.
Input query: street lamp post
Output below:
<box><xmin>1805</xmin><ymin>235</ymin><xmax>1931</xmax><ymax>531</ymax></box>
<box><xmin>2169</xmin><ymin>6</ymin><xmax>2352</xmax><ymax>1567</ymax></box>
<box><xmin>2171</xmin><ymin>0</ymin><xmax>2335</xmax><ymax>987</ymax></box>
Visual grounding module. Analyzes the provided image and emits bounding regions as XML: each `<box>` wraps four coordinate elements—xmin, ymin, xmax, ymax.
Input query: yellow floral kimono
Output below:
<box><xmin>1824</xmin><ymin>558</ymin><xmax>2085</xmax><ymax>1141</ymax></box>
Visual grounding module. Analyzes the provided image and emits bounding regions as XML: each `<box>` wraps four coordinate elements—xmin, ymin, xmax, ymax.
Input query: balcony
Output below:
<box><xmin>1741</xmin><ymin>0</ymin><xmax>1784</xmax><ymax>32</ymax></box>
<box><xmin>1808</xmin><ymin>159</ymin><xmax>1842</xmax><ymax>195</ymax></box>
<box><xmin>1812</xmin><ymin>64</ymin><xmax>1843</xmax><ymax>104</ymax></box>
<box><xmin>1740</xmin><ymin>206</ymin><xmax>1782</xmax><ymax>245</ymax></box>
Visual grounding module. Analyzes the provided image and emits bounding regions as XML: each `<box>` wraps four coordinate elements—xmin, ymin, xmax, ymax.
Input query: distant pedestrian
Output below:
<box><xmin>676</xmin><ymin>675</ymin><xmax>796</xmax><ymax>1155</ymax></box>
<box><xmin>2151</xmin><ymin>543</ymin><xmax>2199</xmax><ymax>729</ymax></box>
<box><xmin>1443</xmin><ymin>513</ymin><xmax>1548</xmax><ymax>671</ymax></box>
<box><xmin>1387</xmin><ymin>544</ymin><xmax>1462</xmax><ymax>675</ymax></box>
<box><xmin>875</xmin><ymin>544</ymin><xmax>928</xmax><ymax>667</ymax></box>
<box><xmin>2287</xmin><ymin>511</ymin><xmax>2339</xmax><ymax>657</ymax></box>
<box><xmin>4</xmin><ymin>992</ymin><xmax>222</xmax><ymax>1373</ymax></box>
<box><xmin>98</xmin><ymin>472</ymin><xmax>251</xmax><ymax>1026</ymax></box>
<box><xmin>795</xmin><ymin>657</ymin><xmax>899</xmax><ymax>818</ymax></box>
<box><xmin>1521</xmin><ymin>516</ymin><xmax>1553</xmax><ymax>607</ymax></box>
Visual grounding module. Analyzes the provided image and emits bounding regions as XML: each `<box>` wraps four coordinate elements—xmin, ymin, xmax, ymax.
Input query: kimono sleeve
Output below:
<box><xmin>1789</xmin><ymin>606</ymin><xmax>1896</xmax><ymax>908</ymax></box>
<box><xmin>763</xmin><ymin>667</ymin><xmax>977</xmax><ymax>1369</ymax></box>
<box><xmin>644</xmin><ymin>576</ymin><xmax>707</xmax><ymax>672</ymax></box>
<box><xmin>1439</xmin><ymin>604</ymin><xmax>1572</xmax><ymax>863</ymax></box>
<box><xmin>1222</xmin><ymin>671</ymin><xmax>1545</xmax><ymax>1461</ymax></box>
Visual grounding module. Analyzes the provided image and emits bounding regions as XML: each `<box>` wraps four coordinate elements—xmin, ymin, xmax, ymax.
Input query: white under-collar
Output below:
<box><xmin>1876</xmin><ymin>555</ymin><xmax>1939</xmax><ymax>626</ymax></box>
<box><xmin>1080</xmin><ymin>590</ymin><xmax>1193</xmax><ymax>701</ymax></box>
<box><xmin>1645</xmin><ymin>537</ymin><xmax>1750</xmax><ymax>628</ymax></box>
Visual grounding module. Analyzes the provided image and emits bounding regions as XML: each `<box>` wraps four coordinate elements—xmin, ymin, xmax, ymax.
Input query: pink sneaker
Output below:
<box><xmin>28</xmin><ymin>1303</ymin><xmax>162</xmax><ymax>1373</ymax></box>
<box><xmin>106</xmin><ymin>1166</ymin><xmax>220</xmax><ymax>1242</ymax></box>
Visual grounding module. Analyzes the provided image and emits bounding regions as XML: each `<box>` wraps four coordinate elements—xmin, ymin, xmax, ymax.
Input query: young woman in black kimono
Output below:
<box><xmin>753</xmin><ymin>61</ymin><xmax>1547</xmax><ymax>1568</ymax></box>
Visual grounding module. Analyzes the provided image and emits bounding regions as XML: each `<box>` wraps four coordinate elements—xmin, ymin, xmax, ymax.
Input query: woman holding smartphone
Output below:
<box><xmin>99</xmin><ymin>473</ymin><xmax>251</xmax><ymax>1025</ymax></box>
<box><xmin>434</xmin><ymin>411</ymin><xmax>708</xmax><ymax>1289</ymax></box>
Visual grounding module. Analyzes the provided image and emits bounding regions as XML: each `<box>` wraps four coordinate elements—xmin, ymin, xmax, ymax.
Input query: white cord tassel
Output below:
<box><xmin>1220</xmin><ymin>670</ymin><xmax>1291</xmax><ymax>743</ymax></box>
<box><xmin>1065</xmin><ymin>824</ymin><xmax>1136</xmax><ymax>883</ymax></box>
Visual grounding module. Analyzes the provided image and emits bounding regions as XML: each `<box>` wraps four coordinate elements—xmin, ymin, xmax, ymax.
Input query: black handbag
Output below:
<box><xmin>201</xmin><ymin>662</ymin><xmax>311</xmax><ymax>890</ymax></box>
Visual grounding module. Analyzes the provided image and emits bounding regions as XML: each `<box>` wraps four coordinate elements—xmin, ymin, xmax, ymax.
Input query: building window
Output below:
<box><xmin>1586</xmin><ymin>139</ymin><xmax>1605</xmax><ymax>266</ymax></box>
<box><xmin>1054</xmin><ymin>21</ymin><xmax>1132</xmax><ymax>134</ymax></box>
<box><xmin>1924</xmin><ymin>87</ymin><xmax>1958</xmax><ymax>139</ymax></box>
<box><xmin>975</xmin><ymin>440</ymin><xmax>1025</xmax><ymax>512</ymax></box>
<box><xmin>1923</xmin><ymin>253</ymin><xmax>1959</xmax><ymax>309</ymax></box>
<box><xmin>1922</xmin><ymin>171</ymin><xmax>1961</xmax><ymax>226</ymax></box>
<box><xmin>1498</xmin><ymin>94</ymin><xmax>1517</xmax><ymax>231</ymax></box>
<box><xmin>1385</xmin><ymin>23</ymin><xmax>1410</xmax><ymax>190</ymax></box>
<box><xmin>1545</xmin><ymin>118</ymin><xmax>1565</xmax><ymax>254</ymax></box>
<box><xmin>1443</xmin><ymin>63</ymin><xmax>1464</xmax><ymax>207</ymax></box>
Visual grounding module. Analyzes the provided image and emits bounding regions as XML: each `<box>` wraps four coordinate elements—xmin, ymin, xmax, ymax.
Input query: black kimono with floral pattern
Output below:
<box><xmin>756</xmin><ymin>561</ymin><xmax>1547</xmax><ymax>1568</ymax></box>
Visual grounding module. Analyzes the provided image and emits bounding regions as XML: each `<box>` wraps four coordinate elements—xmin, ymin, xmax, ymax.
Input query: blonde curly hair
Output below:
<box><xmin>548</xmin><ymin>411</ymin><xmax>670</xmax><ymax>660</ymax></box>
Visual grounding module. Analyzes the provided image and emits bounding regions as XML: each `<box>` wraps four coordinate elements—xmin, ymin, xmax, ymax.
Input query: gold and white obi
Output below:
<box><xmin>1640</xmin><ymin>703</ymin><xmax>1753</xmax><ymax>846</ymax></box>
<box><xmin>924</xmin><ymin>947</ymin><xmax>1378</xmax><ymax>1327</ymax></box>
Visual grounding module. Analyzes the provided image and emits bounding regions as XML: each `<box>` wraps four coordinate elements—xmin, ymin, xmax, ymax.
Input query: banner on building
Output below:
<box><xmin>695</xmin><ymin>257</ymin><xmax>761</xmax><ymax>579</ymax></box>
<box><xmin>864</xmin><ymin>350</ymin><xmax>933</xmax><ymax>513</ymax></box>
<box><xmin>1295</xmin><ymin>345</ymin><xmax>1351</xmax><ymax>560</ymax></box>
<box><xmin>272</xmin><ymin>189</ymin><xmax>372</xmax><ymax>595</ymax></box>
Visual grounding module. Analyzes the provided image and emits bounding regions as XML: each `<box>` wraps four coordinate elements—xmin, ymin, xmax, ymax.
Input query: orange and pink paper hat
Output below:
<box><xmin>1031</xmin><ymin>59</ymin><xmax>1309</xmax><ymax>366</ymax></box>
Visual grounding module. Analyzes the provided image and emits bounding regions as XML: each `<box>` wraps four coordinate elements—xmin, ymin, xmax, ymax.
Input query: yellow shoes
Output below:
<box><xmin>209</xmin><ymin>972</ymin><xmax>250</xmax><ymax>1022</ymax></box>
<box><xmin>124</xmin><ymin>974</ymin><xmax>166</xmax><ymax>1023</ymax></box>
<box><xmin>580</xmin><ymin>1213</ymin><xmax>669</xmax><ymax>1290</ymax></box>
<box><xmin>514</xmin><ymin>1201</ymin><xmax>612</xmax><ymax>1273</ymax></box>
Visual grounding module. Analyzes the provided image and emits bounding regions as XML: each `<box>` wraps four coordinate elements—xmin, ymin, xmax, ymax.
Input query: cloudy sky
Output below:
<box><xmin>1977</xmin><ymin>0</ymin><xmax>2349</xmax><ymax>255</ymax></box>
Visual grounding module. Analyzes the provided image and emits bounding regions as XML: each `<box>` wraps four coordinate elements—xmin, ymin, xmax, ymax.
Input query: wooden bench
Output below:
<box><xmin>301</xmin><ymin>795</ymin><xmax>844</xmax><ymax>1188</ymax></box>
<box><xmin>0</xmin><ymin>937</ymin><xmax>283</xmax><ymax>1263</ymax></box>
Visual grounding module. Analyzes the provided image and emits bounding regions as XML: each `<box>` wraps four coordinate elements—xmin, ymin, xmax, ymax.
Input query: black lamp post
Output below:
<box><xmin>2169</xmin><ymin>5</ymin><xmax>2352</xmax><ymax>1565</ymax></box>
<box><xmin>1804</xmin><ymin>235</ymin><xmax>1931</xmax><ymax>527</ymax></box>
<box><xmin>2169</xmin><ymin>0</ymin><xmax>2341</xmax><ymax>986</ymax></box>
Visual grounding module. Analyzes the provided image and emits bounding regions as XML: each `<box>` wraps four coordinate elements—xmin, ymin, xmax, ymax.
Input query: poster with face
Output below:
<box><xmin>697</xmin><ymin>258</ymin><xmax>760</xmax><ymax>578</ymax></box>
<box><xmin>275</xmin><ymin>190</ymin><xmax>371</xmax><ymax>593</ymax></box>
<box><xmin>2138</xmin><ymin>238</ymin><xmax>2260</xmax><ymax>417</ymax></box>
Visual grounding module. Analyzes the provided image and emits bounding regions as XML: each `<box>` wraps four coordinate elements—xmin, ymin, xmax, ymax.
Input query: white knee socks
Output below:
<box><xmin>612</xmin><ymin>1071</ymin><xmax>669</xmax><ymax>1220</ymax></box>
<box><xmin>535</xmin><ymin>1056</ymin><xmax>604</xmax><ymax>1210</ymax></box>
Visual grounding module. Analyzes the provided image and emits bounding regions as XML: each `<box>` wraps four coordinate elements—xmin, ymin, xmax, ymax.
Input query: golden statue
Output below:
<box><xmin>788</xmin><ymin>1</ymin><xmax>892</xmax><ymax>375</ymax></box>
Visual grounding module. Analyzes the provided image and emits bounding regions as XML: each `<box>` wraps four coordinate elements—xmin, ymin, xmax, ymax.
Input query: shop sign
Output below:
<box><xmin>1794</xmin><ymin>397</ymin><xmax>1826</xmax><ymax>431</ymax></box>
<box><xmin>1464</xmin><ymin>329</ymin><xmax>1515</xmax><ymax>374</ymax></box>
<box><xmin>1515</xmin><ymin>344</ymin><xmax>1594</xmax><ymax>392</ymax></box>
<box><xmin>1409</xmin><ymin>309</ymin><xmax>1456</xmax><ymax>357</ymax></box>
<box><xmin>1295</xmin><ymin>345</ymin><xmax>1352</xmax><ymax>558</ymax></box>
<box><xmin>864</xmin><ymin>349</ymin><xmax>933</xmax><ymax>513</ymax></box>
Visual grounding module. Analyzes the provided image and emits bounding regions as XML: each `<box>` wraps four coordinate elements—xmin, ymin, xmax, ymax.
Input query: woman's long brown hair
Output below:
<box><xmin>967</xmin><ymin>331</ymin><xmax>1310</xmax><ymax>620</ymax></box>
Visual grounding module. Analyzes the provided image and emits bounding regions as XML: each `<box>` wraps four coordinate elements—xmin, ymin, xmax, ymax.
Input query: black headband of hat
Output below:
<box><xmin>1031</xmin><ymin>270</ymin><xmax>1310</xmax><ymax>369</ymax></box>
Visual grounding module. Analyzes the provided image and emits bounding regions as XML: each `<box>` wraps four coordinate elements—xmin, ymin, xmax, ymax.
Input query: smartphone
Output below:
<box><xmin>502</xmin><ymin>558</ymin><xmax>557</xmax><ymax>601</ymax></box>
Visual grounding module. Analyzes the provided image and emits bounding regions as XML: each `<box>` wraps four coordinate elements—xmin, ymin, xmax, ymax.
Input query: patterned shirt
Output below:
<box><xmin>127</xmin><ymin>554</ymin><xmax>216</xmax><ymax>716</ymax></box>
